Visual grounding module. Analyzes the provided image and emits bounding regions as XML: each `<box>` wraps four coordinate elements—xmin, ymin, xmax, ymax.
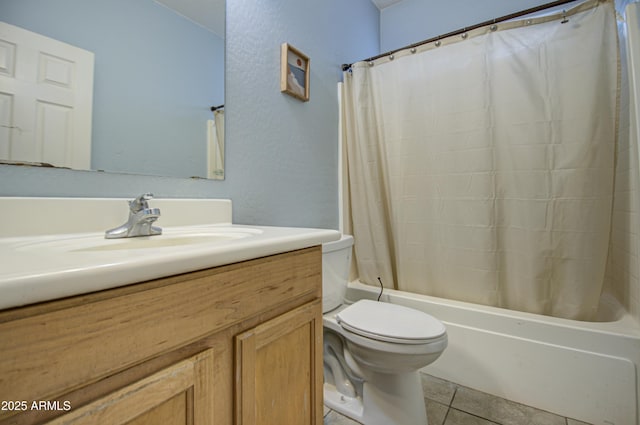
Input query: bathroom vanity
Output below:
<box><xmin>0</xmin><ymin>197</ymin><xmax>339</xmax><ymax>425</ymax></box>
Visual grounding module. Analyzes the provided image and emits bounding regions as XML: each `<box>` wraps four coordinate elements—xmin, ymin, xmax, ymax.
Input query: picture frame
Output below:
<box><xmin>281</xmin><ymin>43</ymin><xmax>310</xmax><ymax>102</ymax></box>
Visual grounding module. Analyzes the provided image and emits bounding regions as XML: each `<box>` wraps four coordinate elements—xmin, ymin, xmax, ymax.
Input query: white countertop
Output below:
<box><xmin>0</xmin><ymin>223</ymin><xmax>340</xmax><ymax>310</ymax></box>
<box><xmin>0</xmin><ymin>197</ymin><xmax>340</xmax><ymax>310</ymax></box>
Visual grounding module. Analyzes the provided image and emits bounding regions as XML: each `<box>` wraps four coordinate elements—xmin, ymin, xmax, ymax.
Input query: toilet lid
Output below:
<box><xmin>336</xmin><ymin>300</ymin><xmax>446</xmax><ymax>344</ymax></box>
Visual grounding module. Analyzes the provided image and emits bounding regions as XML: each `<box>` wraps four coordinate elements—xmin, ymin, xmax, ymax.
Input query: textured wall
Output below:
<box><xmin>380</xmin><ymin>0</ymin><xmax>558</xmax><ymax>52</ymax></box>
<box><xmin>224</xmin><ymin>0</ymin><xmax>379</xmax><ymax>228</ymax></box>
<box><xmin>0</xmin><ymin>0</ymin><xmax>378</xmax><ymax>231</ymax></box>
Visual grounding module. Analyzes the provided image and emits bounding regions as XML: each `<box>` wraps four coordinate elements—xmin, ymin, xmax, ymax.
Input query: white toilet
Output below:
<box><xmin>322</xmin><ymin>235</ymin><xmax>447</xmax><ymax>425</ymax></box>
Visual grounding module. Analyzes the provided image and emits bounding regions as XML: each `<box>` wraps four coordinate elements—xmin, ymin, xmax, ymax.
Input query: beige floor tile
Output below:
<box><xmin>421</xmin><ymin>373</ymin><xmax>457</xmax><ymax>405</ymax></box>
<box><xmin>567</xmin><ymin>419</ymin><xmax>593</xmax><ymax>425</ymax></box>
<box><xmin>451</xmin><ymin>386</ymin><xmax>565</xmax><ymax>425</ymax></box>
<box><xmin>426</xmin><ymin>399</ymin><xmax>450</xmax><ymax>425</ymax></box>
<box><xmin>324</xmin><ymin>405</ymin><xmax>331</xmax><ymax>417</ymax></box>
<box><xmin>323</xmin><ymin>410</ymin><xmax>362</xmax><ymax>425</ymax></box>
<box><xmin>444</xmin><ymin>408</ymin><xmax>499</xmax><ymax>425</ymax></box>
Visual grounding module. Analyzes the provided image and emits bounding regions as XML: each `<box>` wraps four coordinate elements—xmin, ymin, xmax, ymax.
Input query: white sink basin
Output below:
<box><xmin>16</xmin><ymin>227</ymin><xmax>263</xmax><ymax>253</ymax></box>
<box><xmin>76</xmin><ymin>234</ymin><xmax>247</xmax><ymax>252</ymax></box>
<box><xmin>0</xmin><ymin>197</ymin><xmax>342</xmax><ymax>310</ymax></box>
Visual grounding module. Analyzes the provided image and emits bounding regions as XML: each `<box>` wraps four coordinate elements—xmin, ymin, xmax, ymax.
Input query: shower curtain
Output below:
<box><xmin>207</xmin><ymin>109</ymin><xmax>225</xmax><ymax>180</ymax></box>
<box><xmin>343</xmin><ymin>0</ymin><xmax>619</xmax><ymax>320</ymax></box>
<box><xmin>628</xmin><ymin>3</ymin><xmax>640</xmax><ymax>214</ymax></box>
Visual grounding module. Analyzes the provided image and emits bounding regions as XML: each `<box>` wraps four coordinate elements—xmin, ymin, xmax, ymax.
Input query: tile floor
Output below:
<box><xmin>323</xmin><ymin>373</ymin><xmax>593</xmax><ymax>425</ymax></box>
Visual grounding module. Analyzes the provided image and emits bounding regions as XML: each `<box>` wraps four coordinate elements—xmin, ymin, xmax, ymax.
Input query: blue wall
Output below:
<box><xmin>380</xmin><ymin>0</ymin><xmax>556</xmax><ymax>52</ymax></box>
<box><xmin>0</xmin><ymin>0</ymin><xmax>224</xmax><ymax>178</ymax></box>
<box><xmin>0</xmin><ymin>0</ymin><xmax>379</xmax><ymax>230</ymax></box>
<box><xmin>224</xmin><ymin>0</ymin><xmax>379</xmax><ymax>228</ymax></box>
<box><xmin>2</xmin><ymin>0</ymin><xmax>589</xmax><ymax>230</ymax></box>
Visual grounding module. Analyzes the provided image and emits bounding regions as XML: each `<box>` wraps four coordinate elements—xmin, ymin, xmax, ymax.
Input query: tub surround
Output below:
<box><xmin>0</xmin><ymin>197</ymin><xmax>340</xmax><ymax>310</ymax></box>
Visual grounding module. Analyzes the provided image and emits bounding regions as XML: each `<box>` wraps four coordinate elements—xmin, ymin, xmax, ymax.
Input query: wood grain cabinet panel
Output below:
<box><xmin>235</xmin><ymin>300</ymin><xmax>323</xmax><ymax>425</ymax></box>
<box><xmin>48</xmin><ymin>349</ymin><xmax>214</xmax><ymax>425</ymax></box>
<box><xmin>0</xmin><ymin>247</ymin><xmax>322</xmax><ymax>425</ymax></box>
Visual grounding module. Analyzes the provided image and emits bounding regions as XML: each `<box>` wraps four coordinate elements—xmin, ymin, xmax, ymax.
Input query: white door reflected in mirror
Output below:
<box><xmin>0</xmin><ymin>21</ymin><xmax>94</xmax><ymax>170</ymax></box>
<box><xmin>0</xmin><ymin>0</ymin><xmax>225</xmax><ymax>180</ymax></box>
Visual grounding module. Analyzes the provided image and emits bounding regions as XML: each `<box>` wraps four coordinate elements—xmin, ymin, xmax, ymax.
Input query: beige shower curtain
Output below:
<box><xmin>343</xmin><ymin>0</ymin><xmax>619</xmax><ymax>320</ymax></box>
<box><xmin>207</xmin><ymin>109</ymin><xmax>225</xmax><ymax>180</ymax></box>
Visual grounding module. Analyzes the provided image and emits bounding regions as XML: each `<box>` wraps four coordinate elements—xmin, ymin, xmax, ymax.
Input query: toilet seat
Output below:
<box><xmin>336</xmin><ymin>300</ymin><xmax>446</xmax><ymax>345</ymax></box>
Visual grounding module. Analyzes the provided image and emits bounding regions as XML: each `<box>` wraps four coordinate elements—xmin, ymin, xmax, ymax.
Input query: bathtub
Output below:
<box><xmin>345</xmin><ymin>280</ymin><xmax>640</xmax><ymax>425</ymax></box>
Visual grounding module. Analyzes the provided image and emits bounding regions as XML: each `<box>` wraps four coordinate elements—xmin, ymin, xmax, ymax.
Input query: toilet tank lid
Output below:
<box><xmin>322</xmin><ymin>235</ymin><xmax>354</xmax><ymax>253</ymax></box>
<box><xmin>336</xmin><ymin>299</ymin><xmax>446</xmax><ymax>343</ymax></box>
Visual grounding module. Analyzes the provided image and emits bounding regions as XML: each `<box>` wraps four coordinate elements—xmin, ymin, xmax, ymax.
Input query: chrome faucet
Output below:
<box><xmin>105</xmin><ymin>193</ymin><xmax>162</xmax><ymax>239</ymax></box>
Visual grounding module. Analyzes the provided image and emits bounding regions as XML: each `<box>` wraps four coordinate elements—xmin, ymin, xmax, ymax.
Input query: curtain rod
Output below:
<box><xmin>210</xmin><ymin>104</ymin><xmax>224</xmax><ymax>111</ymax></box>
<box><xmin>341</xmin><ymin>0</ymin><xmax>580</xmax><ymax>71</ymax></box>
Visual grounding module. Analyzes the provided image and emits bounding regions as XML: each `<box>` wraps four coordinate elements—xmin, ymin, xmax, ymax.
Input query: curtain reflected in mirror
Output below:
<box><xmin>208</xmin><ymin>107</ymin><xmax>224</xmax><ymax>180</ymax></box>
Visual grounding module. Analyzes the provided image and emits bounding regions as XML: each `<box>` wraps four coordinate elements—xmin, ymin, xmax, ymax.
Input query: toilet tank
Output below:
<box><xmin>322</xmin><ymin>235</ymin><xmax>354</xmax><ymax>313</ymax></box>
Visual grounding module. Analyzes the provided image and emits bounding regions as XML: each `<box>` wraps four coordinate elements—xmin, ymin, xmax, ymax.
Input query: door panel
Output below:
<box><xmin>0</xmin><ymin>21</ymin><xmax>93</xmax><ymax>169</ymax></box>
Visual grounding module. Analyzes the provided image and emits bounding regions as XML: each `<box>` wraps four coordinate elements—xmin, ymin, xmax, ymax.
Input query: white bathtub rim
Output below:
<box><xmin>345</xmin><ymin>280</ymin><xmax>640</xmax><ymax>339</ymax></box>
<box><xmin>345</xmin><ymin>280</ymin><xmax>640</xmax><ymax>425</ymax></box>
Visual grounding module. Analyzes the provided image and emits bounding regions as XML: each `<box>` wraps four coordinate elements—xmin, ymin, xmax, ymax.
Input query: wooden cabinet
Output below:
<box><xmin>0</xmin><ymin>247</ymin><xmax>322</xmax><ymax>425</ymax></box>
<box><xmin>48</xmin><ymin>350</ymin><xmax>214</xmax><ymax>425</ymax></box>
<box><xmin>235</xmin><ymin>302</ymin><xmax>322</xmax><ymax>425</ymax></box>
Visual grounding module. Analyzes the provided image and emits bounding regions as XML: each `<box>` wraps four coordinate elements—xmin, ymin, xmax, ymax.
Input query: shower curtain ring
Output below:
<box><xmin>561</xmin><ymin>9</ymin><xmax>569</xmax><ymax>24</ymax></box>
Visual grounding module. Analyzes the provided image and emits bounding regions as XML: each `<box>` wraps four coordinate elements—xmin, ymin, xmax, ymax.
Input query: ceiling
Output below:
<box><xmin>154</xmin><ymin>0</ymin><xmax>225</xmax><ymax>38</ymax></box>
<box><xmin>370</xmin><ymin>0</ymin><xmax>405</xmax><ymax>9</ymax></box>
<box><xmin>155</xmin><ymin>0</ymin><xmax>403</xmax><ymax>39</ymax></box>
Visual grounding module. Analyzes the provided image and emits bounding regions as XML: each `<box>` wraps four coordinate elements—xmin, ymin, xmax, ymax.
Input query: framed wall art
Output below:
<box><xmin>281</xmin><ymin>43</ymin><xmax>310</xmax><ymax>102</ymax></box>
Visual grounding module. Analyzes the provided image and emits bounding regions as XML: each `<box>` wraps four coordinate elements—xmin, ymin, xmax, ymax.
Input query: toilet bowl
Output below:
<box><xmin>322</xmin><ymin>236</ymin><xmax>447</xmax><ymax>425</ymax></box>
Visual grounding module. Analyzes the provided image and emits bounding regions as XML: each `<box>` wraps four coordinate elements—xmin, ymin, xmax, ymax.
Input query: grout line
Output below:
<box><xmin>328</xmin><ymin>375</ymin><xmax>587</xmax><ymax>425</ymax></box>
<box><xmin>441</xmin><ymin>406</ymin><xmax>451</xmax><ymax>425</ymax></box>
<box><xmin>440</xmin><ymin>386</ymin><xmax>457</xmax><ymax>425</ymax></box>
<box><xmin>324</xmin><ymin>408</ymin><xmax>331</xmax><ymax>419</ymax></box>
<box><xmin>449</xmin><ymin>386</ymin><xmax>458</xmax><ymax>407</ymax></box>
<box><xmin>444</xmin><ymin>407</ymin><xmax>503</xmax><ymax>425</ymax></box>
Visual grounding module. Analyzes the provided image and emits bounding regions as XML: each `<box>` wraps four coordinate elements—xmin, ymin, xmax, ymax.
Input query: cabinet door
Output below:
<box><xmin>235</xmin><ymin>300</ymin><xmax>322</xmax><ymax>425</ymax></box>
<box><xmin>47</xmin><ymin>349</ymin><xmax>214</xmax><ymax>425</ymax></box>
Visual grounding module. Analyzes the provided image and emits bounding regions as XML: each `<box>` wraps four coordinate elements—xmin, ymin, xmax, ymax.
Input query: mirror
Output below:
<box><xmin>0</xmin><ymin>0</ymin><xmax>225</xmax><ymax>179</ymax></box>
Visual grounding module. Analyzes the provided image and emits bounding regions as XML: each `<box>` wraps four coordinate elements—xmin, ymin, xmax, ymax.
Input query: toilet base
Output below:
<box><xmin>324</xmin><ymin>382</ymin><xmax>364</xmax><ymax>421</ymax></box>
<box><xmin>324</xmin><ymin>371</ymin><xmax>428</xmax><ymax>425</ymax></box>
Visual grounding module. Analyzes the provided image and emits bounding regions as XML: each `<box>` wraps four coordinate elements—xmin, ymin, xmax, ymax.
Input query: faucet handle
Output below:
<box><xmin>129</xmin><ymin>193</ymin><xmax>154</xmax><ymax>212</ymax></box>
